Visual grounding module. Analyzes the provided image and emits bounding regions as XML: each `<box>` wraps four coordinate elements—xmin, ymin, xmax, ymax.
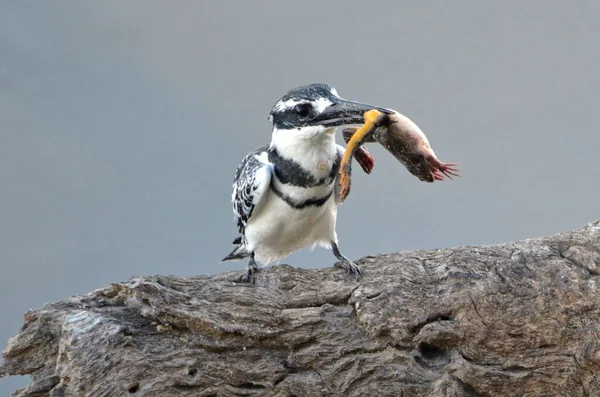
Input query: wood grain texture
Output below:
<box><xmin>2</xmin><ymin>219</ymin><xmax>600</xmax><ymax>396</ymax></box>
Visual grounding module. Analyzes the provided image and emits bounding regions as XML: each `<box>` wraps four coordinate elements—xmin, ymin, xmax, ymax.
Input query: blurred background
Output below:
<box><xmin>1</xmin><ymin>1</ymin><xmax>599</xmax><ymax>393</ymax></box>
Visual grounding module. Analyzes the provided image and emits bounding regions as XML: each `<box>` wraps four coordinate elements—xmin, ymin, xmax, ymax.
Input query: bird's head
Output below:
<box><xmin>268</xmin><ymin>83</ymin><xmax>391</xmax><ymax>143</ymax></box>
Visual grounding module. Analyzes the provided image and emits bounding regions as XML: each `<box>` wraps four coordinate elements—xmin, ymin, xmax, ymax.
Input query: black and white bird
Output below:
<box><xmin>222</xmin><ymin>83</ymin><xmax>390</xmax><ymax>282</ymax></box>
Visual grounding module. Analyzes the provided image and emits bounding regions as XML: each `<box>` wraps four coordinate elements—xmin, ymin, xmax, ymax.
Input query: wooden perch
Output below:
<box><xmin>2</xmin><ymin>220</ymin><xmax>600</xmax><ymax>396</ymax></box>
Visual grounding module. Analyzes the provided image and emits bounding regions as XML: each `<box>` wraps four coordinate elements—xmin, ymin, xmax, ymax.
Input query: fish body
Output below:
<box><xmin>339</xmin><ymin>109</ymin><xmax>459</xmax><ymax>201</ymax></box>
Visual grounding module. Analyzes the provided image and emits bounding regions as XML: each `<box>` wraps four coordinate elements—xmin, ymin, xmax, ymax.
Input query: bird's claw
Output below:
<box><xmin>239</xmin><ymin>273</ymin><xmax>254</xmax><ymax>284</ymax></box>
<box><xmin>335</xmin><ymin>259</ymin><xmax>362</xmax><ymax>281</ymax></box>
<box><xmin>239</xmin><ymin>263</ymin><xmax>258</xmax><ymax>284</ymax></box>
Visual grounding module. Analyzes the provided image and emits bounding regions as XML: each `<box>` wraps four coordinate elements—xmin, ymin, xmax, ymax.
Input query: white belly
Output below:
<box><xmin>243</xmin><ymin>191</ymin><xmax>338</xmax><ymax>265</ymax></box>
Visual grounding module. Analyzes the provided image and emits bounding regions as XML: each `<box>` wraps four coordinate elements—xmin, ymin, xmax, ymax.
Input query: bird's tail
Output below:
<box><xmin>221</xmin><ymin>237</ymin><xmax>250</xmax><ymax>262</ymax></box>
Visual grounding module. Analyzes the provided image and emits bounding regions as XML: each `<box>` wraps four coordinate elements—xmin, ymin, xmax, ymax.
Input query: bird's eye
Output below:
<box><xmin>294</xmin><ymin>103</ymin><xmax>312</xmax><ymax>117</ymax></box>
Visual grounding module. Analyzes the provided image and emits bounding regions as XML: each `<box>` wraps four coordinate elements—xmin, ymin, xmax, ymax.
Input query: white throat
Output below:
<box><xmin>270</xmin><ymin>125</ymin><xmax>338</xmax><ymax>170</ymax></box>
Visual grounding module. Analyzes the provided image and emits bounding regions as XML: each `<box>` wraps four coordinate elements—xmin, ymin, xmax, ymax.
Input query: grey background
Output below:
<box><xmin>1</xmin><ymin>1</ymin><xmax>599</xmax><ymax>393</ymax></box>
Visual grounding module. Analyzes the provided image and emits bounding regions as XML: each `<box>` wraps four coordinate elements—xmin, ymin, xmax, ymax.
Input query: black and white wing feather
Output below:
<box><xmin>231</xmin><ymin>145</ymin><xmax>273</xmax><ymax>236</ymax></box>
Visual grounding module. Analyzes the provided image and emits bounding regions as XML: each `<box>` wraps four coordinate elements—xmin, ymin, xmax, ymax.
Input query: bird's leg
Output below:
<box><xmin>240</xmin><ymin>252</ymin><xmax>258</xmax><ymax>283</ymax></box>
<box><xmin>342</xmin><ymin>128</ymin><xmax>376</xmax><ymax>174</ymax></box>
<box><xmin>331</xmin><ymin>242</ymin><xmax>361</xmax><ymax>281</ymax></box>
<box><xmin>339</xmin><ymin>109</ymin><xmax>390</xmax><ymax>202</ymax></box>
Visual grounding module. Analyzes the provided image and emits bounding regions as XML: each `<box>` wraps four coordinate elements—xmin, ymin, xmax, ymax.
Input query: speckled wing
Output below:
<box><xmin>231</xmin><ymin>145</ymin><xmax>273</xmax><ymax>236</ymax></box>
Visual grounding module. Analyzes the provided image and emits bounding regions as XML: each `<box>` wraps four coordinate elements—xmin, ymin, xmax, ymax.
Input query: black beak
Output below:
<box><xmin>311</xmin><ymin>98</ymin><xmax>393</xmax><ymax>127</ymax></box>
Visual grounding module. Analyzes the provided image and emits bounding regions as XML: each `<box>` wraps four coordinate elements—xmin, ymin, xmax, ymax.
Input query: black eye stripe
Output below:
<box><xmin>294</xmin><ymin>103</ymin><xmax>312</xmax><ymax>117</ymax></box>
<box><xmin>269</xmin><ymin>90</ymin><xmax>333</xmax><ymax>129</ymax></box>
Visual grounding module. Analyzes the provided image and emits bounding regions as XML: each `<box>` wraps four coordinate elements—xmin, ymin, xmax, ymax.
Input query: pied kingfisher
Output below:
<box><xmin>222</xmin><ymin>83</ymin><xmax>390</xmax><ymax>283</ymax></box>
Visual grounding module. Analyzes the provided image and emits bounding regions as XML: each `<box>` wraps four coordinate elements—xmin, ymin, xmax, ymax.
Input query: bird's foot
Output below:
<box><xmin>335</xmin><ymin>258</ymin><xmax>362</xmax><ymax>281</ymax></box>
<box><xmin>239</xmin><ymin>262</ymin><xmax>258</xmax><ymax>284</ymax></box>
<box><xmin>331</xmin><ymin>242</ymin><xmax>361</xmax><ymax>281</ymax></box>
<box><xmin>428</xmin><ymin>157</ymin><xmax>460</xmax><ymax>181</ymax></box>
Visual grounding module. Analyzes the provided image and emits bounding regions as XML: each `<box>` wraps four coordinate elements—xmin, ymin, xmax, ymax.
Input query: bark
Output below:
<box><xmin>2</xmin><ymin>220</ymin><xmax>600</xmax><ymax>397</ymax></box>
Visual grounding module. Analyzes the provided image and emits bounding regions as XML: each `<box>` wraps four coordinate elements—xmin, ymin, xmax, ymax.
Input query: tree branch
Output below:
<box><xmin>2</xmin><ymin>220</ymin><xmax>600</xmax><ymax>396</ymax></box>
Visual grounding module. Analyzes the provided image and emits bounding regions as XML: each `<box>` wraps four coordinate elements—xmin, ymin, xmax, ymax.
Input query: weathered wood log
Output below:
<box><xmin>2</xmin><ymin>220</ymin><xmax>600</xmax><ymax>396</ymax></box>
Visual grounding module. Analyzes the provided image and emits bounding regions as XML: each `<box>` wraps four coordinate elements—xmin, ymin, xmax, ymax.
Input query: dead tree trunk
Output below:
<box><xmin>2</xmin><ymin>220</ymin><xmax>600</xmax><ymax>396</ymax></box>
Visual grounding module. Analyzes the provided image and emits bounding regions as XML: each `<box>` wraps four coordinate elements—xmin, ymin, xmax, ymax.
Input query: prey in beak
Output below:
<box><xmin>339</xmin><ymin>109</ymin><xmax>460</xmax><ymax>202</ymax></box>
<box><xmin>268</xmin><ymin>84</ymin><xmax>392</xmax><ymax>174</ymax></box>
<box><xmin>309</xmin><ymin>98</ymin><xmax>393</xmax><ymax>173</ymax></box>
